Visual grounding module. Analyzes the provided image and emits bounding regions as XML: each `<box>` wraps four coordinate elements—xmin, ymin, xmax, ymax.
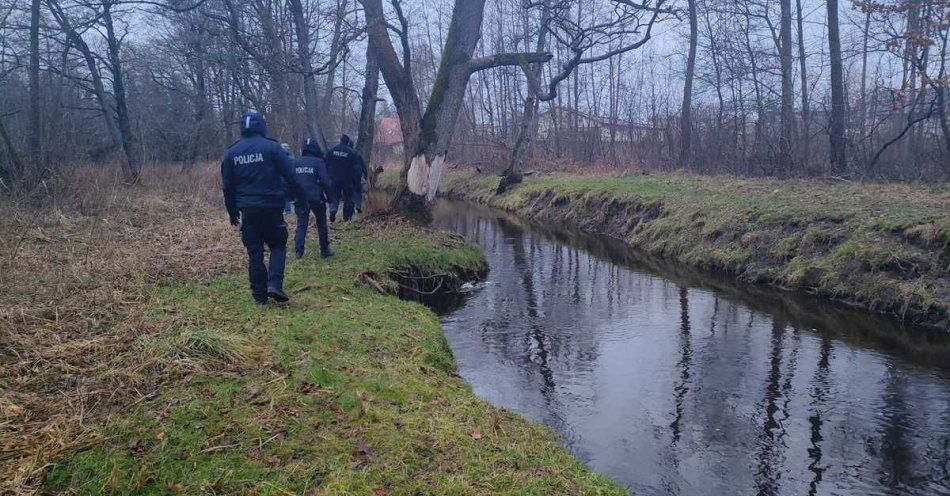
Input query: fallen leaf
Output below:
<box><xmin>471</xmin><ymin>430</ymin><xmax>483</xmax><ymax>440</ymax></box>
<box><xmin>372</xmin><ymin>488</ymin><xmax>390</xmax><ymax>496</ymax></box>
<box><xmin>170</xmin><ymin>482</ymin><xmax>185</xmax><ymax>493</ymax></box>
<box><xmin>267</xmin><ymin>454</ymin><xmax>281</xmax><ymax>467</ymax></box>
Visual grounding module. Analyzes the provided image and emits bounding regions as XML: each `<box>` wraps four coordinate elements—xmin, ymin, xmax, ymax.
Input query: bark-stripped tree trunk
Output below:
<box><xmin>356</xmin><ymin>49</ymin><xmax>380</xmax><ymax>184</ymax></box>
<box><xmin>826</xmin><ymin>0</ymin><xmax>848</xmax><ymax>175</ymax></box>
<box><xmin>362</xmin><ymin>0</ymin><xmax>550</xmax><ymax>214</ymax></box>
<box><xmin>680</xmin><ymin>0</ymin><xmax>697</xmax><ymax>168</ymax></box>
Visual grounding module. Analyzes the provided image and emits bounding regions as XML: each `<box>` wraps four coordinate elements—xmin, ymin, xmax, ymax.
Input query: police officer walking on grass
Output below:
<box><xmin>222</xmin><ymin>112</ymin><xmax>308</xmax><ymax>305</ymax></box>
<box><xmin>293</xmin><ymin>138</ymin><xmax>335</xmax><ymax>259</ymax></box>
<box><xmin>325</xmin><ymin>134</ymin><xmax>366</xmax><ymax>222</ymax></box>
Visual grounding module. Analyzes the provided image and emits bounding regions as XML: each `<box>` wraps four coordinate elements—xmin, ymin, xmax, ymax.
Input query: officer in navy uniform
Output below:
<box><xmin>293</xmin><ymin>138</ymin><xmax>335</xmax><ymax>259</ymax></box>
<box><xmin>221</xmin><ymin>112</ymin><xmax>308</xmax><ymax>305</ymax></box>
<box><xmin>324</xmin><ymin>134</ymin><xmax>366</xmax><ymax>222</ymax></box>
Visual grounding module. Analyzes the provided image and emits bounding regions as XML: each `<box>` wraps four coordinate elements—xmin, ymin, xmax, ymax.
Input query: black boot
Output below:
<box><xmin>320</xmin><ymin>249</ymin><xmax>335</xmax><ymax>258</ymax></box>
<box><xmin>267</xmin><ymin>287</ymin><xmax>289</xmax><ymax>303</ymax></box>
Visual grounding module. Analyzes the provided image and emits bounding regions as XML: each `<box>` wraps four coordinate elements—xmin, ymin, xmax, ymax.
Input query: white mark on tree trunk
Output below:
<box><xmin>426</xmin><ymin>154</ymin><xmax>445</xmax><ymax>201</ymax></box>
<box><xmin>407</xmin><ymin>154</ymin><xmax>428</xmax><ymax>196</ymax></box>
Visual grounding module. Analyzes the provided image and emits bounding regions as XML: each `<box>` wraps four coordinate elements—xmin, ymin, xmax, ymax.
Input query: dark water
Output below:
<box><xmin>431</xmin><ymin>200</ymin><xmax>950</xmax><ymax>496</ymax></box>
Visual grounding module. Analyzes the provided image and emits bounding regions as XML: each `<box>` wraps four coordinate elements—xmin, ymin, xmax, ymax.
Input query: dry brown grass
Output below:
<box><xmin>0</xmin><ymin>163</ymin><xmax>244</xmax><ymax>495</ymax></box>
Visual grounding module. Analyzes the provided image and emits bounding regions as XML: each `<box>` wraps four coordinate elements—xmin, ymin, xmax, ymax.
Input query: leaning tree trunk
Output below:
<box><xmin>103</xmin><ymin>2</ymin><xmax>141</xmax><ymax>184</ymax></box>
<box><xmin>356</xmin><ymin>49</ymin><xmax>380</xmax><ymax>184</ymax></box>
<box><xmin>497</xmin><ymin>92</ymin><xmax>539</xmax><ymax>194</ymax></box>
<box><xmin>498</xmin><ymin>3</ymin><xmax>552</xmax><ymax>195</ymax></box>
<box><xmin>47</xmin><ymin>0</ymin><xmax>124</xmax><ymax>153</ymax></box>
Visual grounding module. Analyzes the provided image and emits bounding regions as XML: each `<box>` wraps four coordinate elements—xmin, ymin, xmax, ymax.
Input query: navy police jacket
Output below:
<box><xmin>324</xmin><ymin>143</ymin><xmax>366</xmax><ymax>183</ymax></box>
<box><xmin>221</xmin><ymin>113</ymin><xmax>306</xmax><ymax>221</ymax></box>
<box><xmin>294</xmin><ymin>140</ymin><xmax>334</xmax><ymax>204</ymax></box>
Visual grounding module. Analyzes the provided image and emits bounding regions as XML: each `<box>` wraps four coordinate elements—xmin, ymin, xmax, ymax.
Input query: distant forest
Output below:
<box><xmin>1</xmin><ymin>0</ymin><xmax>948</xmax><ymax>188</ymax></box>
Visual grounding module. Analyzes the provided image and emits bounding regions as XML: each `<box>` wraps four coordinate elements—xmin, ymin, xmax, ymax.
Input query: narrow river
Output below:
<box><xmin>430</xmin><ymin>200</ymin><xmax>950</xmax><ymax>496</ymax></box>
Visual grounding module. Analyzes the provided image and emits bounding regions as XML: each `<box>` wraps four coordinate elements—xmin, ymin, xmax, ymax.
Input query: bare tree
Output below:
<box><xmin>28</xmin><ymin>0</ymin><xmax>40</xmax><ymax>173</ymax></box>
<box><xmin>498</xmin><ymin>0</ymin><xmax>669</xmax><ymax>192</ymax></box>
<box><xmin>356</xmin><ymin>48</ymin><xmax>380</xmax><ymax>183</ymax></box>
<box><xmin>681</xmin><ymin>0</ymin><xmax>697</xmax><ymax>168</ymax></box>
<box><xmin>361</xmin><ymin>0</ymin><xmax>550</xmax><ymax>213</ymax></box>
<box><xmin>778</xmin><ymin>0</ymin><xmax>793</xmax><ymax>173</ymax></box>
<box><xmin>827</xmin><ymin>0</ymin><xmax>847</xmax><ymax>174</ymax></box>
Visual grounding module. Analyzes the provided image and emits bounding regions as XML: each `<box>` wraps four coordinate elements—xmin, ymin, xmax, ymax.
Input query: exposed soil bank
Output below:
<box><xmin>396</xmin><ymin>170</ymin><xmax>950</xmax><ymax>330</ymax></box>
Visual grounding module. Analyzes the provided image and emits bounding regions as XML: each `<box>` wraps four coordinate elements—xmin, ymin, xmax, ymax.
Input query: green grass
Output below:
<box><xmin>47</xmin><ymin>221</ymin><xmax>624</xmax><ymax>495</ymax></box>
<box><xmin>393</xmin><ymin>169</ymin><xmax>950</xmax><ymax>327</ymax></box>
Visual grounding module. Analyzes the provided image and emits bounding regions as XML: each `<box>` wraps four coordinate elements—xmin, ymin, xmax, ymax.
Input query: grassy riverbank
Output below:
<box><xmin>1</xmin><ymin>166</ymin><xmax>625</xmax><ymax>495</ymax></box>
<box><xmin>391</xmin><ymin>169</ymin><xmax>950</xmax><ymax>329</ymax></box>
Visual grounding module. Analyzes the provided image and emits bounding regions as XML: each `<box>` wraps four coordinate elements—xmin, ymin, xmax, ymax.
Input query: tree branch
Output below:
<box><xmin>467</xmin><ymin>51</ymin><xmax>552</xmax><ymax>74</ymax></box>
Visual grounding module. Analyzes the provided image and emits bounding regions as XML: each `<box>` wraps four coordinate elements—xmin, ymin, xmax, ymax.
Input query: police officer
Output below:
<box><xmin>293</xmin><ymin>138</ymin><xmax>335</xmax><ymax>259</ymax></box>
<box><xmin>324</xmin><ymin>134</ymin><xmax>366</xmax><ymax>222</ymax></box>
<box><xmin>221</xmin><ymin>112</ymin><xmax>308</xmax><ymax>305</ymax></box>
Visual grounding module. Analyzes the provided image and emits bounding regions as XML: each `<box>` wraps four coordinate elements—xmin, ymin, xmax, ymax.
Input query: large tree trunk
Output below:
<box><xmin>796</xmin><ymin>0</ymin><xmax>810</xmax><ymax>168</ymax></box>
<box><xmin>189</xmin><ymin>20</ymin><xmax>210</xmax><ymax>162</ymax></box>
<box><xmin>680</xmin><ymin>0</ymin><xmax>697</xmax><ymax>168</ymax></box>
<box><xmin>858</xmin><ymin>11</ymin><xmax>871</xmax><ymax>140</ymax></box>
<box><xmin>103</xmin><ymin>2</ymin><xmax>141</xmax><ymax>183</ymax></box>
<box><xmin>288</xmin><ymin>0</ymin><xmax>327</xmax><ymax>148</ymax></box>
<box><xmin>321</xmin><ymin>0</ymin><xmax>348</xmax><ymax>138</ymax></box>
<box><xmin>827</xmin><ymin>0</ymin><xmax>848</xmax><ymax>175</ymax></box>
<box><xmin>363</xmin><ymin>0</ymin><xmax>548</xmax><ymax>214</ymax></box>
<box><xmin>399</xmin><ymin>0</ymin><xmax>488</xmax><ymax>209</ymax></box>
<box><xmin>28</xmin><ymin>0</ymin><xmax>41</xmax><ymax>173</ymax></box>
<box><xmin>779</xmin><ymin>0</ymin><xmax>794</xmax><ymax>175</ymax></box>
<box><xmin>356</xmin><ymin>49</ymin><xmax>380</xmax><ymax>184</ymax></box>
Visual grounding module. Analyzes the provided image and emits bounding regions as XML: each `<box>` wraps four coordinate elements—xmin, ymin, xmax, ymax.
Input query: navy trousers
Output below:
<box><xmin>294</xmin><ymin>201</ymin><xmax>330</xmax><ymax>256</ymax></box>
<box><xmin>240</xmin><ymin>208</ymin><xmax>288</xmax><ymax>302</ymax></box>
<box><xmin>329</xmin><ymin>178</ymin><xmax>356</xmax><ymax>221</ymax></box>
